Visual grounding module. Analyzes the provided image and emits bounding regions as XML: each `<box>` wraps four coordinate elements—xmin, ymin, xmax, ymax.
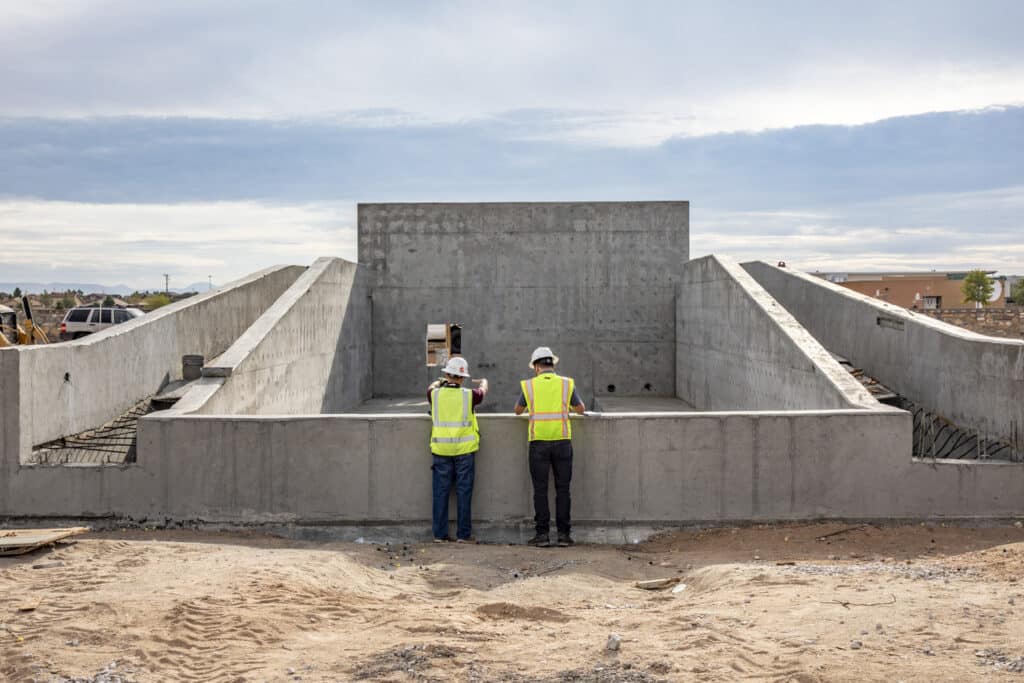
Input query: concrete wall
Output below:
<box><xmin>745</xmin><ymin>261</ymin><xmax>1024</xmax><ymax>450</ymax></box>
<box><xmin>359</xmin><ymin>202</ymin><xmax>689</xmax><ymax>405</ymax></box>
<box><xmin>193</xmin><ymin>257</ymin><xmax>371</xmax><ymax>415</ymax></box>
<box><xmin>0</xmin><ymin>349</ymin><xmax>18</xmax><ymax>514</ymax></box>
<box><xmin>0</xmin><ymin>265</ymin><xmax>305</xmax><ymax>464</ymax></box>
<box><xmin>7</xmin><ymin>408</ymin><xmax>1024</xmax><ymax>523</ymax></box>
<box><xmin>676</xmin><ymin>255</ymin><xmax>878</xmax><ymax>411</ymax></box>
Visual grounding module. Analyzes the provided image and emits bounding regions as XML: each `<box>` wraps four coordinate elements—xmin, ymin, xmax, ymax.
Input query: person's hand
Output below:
<box><xmin>471</xmin><ymin>378</ymin><xmax>485</xmax><ymax>385</ymax></box>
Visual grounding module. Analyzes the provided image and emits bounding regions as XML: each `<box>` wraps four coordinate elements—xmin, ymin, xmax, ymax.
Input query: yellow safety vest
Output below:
<box><xmin>521</xmin><ymin>374</ymin><xmax>574</xmax><ymax>441</ymax></box>
<box><xmin>430</xmin><ymin>386</ymin><xmax>480</xmax><ymax>456</ymax></box>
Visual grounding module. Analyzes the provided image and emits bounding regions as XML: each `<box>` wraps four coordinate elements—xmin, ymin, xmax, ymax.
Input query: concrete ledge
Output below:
<box><xmin>743</xmin><ymin>261</ymin><xmax>1024</xmax><ymax>449</ymax></box>
<box><xmin>0</xmin><ymin>264</ymin><xmax>305</xmax><ymax>465</ymax></box>
<box><xmin>9</xmin><ymin>407</ymin><xmax>1021</xmax><ymax>524</ymax></box>
<box><xmin>183</xmin><ymin>257</ymin><xmax>372</xmax><ymax>415</ymax></box>
<box><xmin>677</xmin><ymin>255</ymin><xmax>879</xmax><ymax>410</ymax></box>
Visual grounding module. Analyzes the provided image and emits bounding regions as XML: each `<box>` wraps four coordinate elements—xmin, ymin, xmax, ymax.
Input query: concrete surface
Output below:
<box><xmin>189</xmin><ymin>257</ymin><xmax>371</xmax><ymax>415</ymax></box>
<box><xmin>594</xmin><ymin>397</ymin><xmax>695</xmax><ymax>412</ymax></box>
<box><xmin>0</xmin><ymin>264</ymin><xmax>305</xmax><ymax>465</ymax></box>
<box><xmin>7</xmin><ymin>408</ymin><xmax>1024</xmax><ymax>523</ymax></box>
<box><xmin>360</xmin><ymin>202</ymin><xmax>689</xmax><ymax>403</ymax></box>
<box><xmin>677</xmin><ymin>255</ymin><xmax>879</xmax><ymax>410</ymax></box>
<box><xmin>744</xmin><ymin>261</ymin><xmax>1024</xmax><ymax>451</ymax></box>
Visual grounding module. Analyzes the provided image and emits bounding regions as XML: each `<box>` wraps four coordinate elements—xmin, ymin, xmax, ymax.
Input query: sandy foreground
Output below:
<box><xmin>2</xmin><ymin>522</ymin><xmax>1024</xmax><ymax>682</ymax></box>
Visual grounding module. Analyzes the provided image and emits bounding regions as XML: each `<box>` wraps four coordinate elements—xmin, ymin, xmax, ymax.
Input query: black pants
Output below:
<box><xmin>529</xmin><ymin>439</ymin><xmax>573</xmax><ymax>535</ymax></box>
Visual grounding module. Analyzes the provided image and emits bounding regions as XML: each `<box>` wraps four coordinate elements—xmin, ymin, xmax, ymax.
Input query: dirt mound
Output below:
<box><xmin>3</xmin><ymin>524</ymin><xmax>1024</xmax><ymax>681</ymax></box>
<box><xmin>476</xmin><ymin>601</ymin><xmax>571</xmax><ymax>622</ymax></box>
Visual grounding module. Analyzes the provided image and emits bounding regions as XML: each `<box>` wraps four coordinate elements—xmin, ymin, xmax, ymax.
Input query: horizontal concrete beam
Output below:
<box><xmin>5</xmin><ymin>409</ymin><xmax>1021</xmax><ymax>525</ymax></box>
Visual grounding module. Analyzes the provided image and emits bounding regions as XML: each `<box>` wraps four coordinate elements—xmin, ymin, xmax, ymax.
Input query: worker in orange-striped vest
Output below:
<box><xmin>427</xmin><ymin>357</ymin><xmax>488</xmax><ymax>543</ymax></box>
<box><xmin>514</xmin><ymin>346</ymin><xmax>585</xmax><ymax>547</ymax></box>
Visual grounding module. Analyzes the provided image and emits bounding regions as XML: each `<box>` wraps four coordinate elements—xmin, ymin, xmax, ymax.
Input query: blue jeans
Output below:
<box><xmin>432</xmin><ymin>453</ymin><xmax>475</xmax><ymax>540</ymax></box>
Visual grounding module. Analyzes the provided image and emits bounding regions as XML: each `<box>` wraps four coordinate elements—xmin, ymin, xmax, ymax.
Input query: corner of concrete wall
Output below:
<box><xmin>0</xmin><ymin>348</ymin><xmax>20</xmax><ymax>512</ymax></box>
<box><xmin>742</xmin><ymin>260</ymin><xmax>1024</xmax><ymax>448</ymax></box>
<box><xmin>676</xmin><ymin>254</ymin><xmax>878</xmax><ymax>410</ymax></box>
<box><xmin>11</xmin><ymin>263</ymin><xmax>305</xmax><ymax>464</ymax></box>
<box><xmin>192</xmin><ymin>257</ymin><xmax>372</xmax><ymax>415</ymax></box>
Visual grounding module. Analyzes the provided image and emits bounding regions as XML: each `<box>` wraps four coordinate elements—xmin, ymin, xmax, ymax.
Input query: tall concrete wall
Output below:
<box><xmin>676</xmin><ymin>255</ymin><xmax>878</xmax><ymax>411</ymax></box>
<box><xmin>359</xmin><ymin>202</ymin><xmax>689</xmax><ymax>405</ymax></box>
<box><xmin>0</xmin><ymin>265</ymin><xmax>305</xmax><ymax>464</ymax></box>
<box><xmin>744</xmin><ymin>261</ymin><xmax>1024</xmax><ymax>450</ymax></box>
<box><xmin>194</xmin><ymin>258</ymin><xmax>371</xmax><ymax>415</ymax></box>
<box><xmin>0</xmin><ymin>349</ymin><xmax>18</xmax><ymax>513</ymax></box>
<box><xmin>7</xmin><ymin>408</ymin><xmax>1024</xmax><ymax>523</ymax></box>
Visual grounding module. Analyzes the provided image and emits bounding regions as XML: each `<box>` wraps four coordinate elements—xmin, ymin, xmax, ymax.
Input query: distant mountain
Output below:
<box><xmin>178</xmin><ymin>282</ymin><xmax>216</xmax><ymax>293</ymax></box>
<box><xmin>0</xmin><ymin>281</ymin><xmax>217</xmax><ymax>295</ymax></box>
<box><xmin>0</xmin><ymin>282</ymin><xmax>135</xmax><ymax>295</ymax></box>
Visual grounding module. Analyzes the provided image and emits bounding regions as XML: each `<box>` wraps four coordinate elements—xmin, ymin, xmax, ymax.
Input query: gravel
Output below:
<box><xmin>777</xmin><ymin>561</ymin><xmax>976</xmax><ymax>581</ymax></box>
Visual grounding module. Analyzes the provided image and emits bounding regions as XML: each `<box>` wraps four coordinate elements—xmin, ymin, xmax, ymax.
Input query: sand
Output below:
<box><xmin>2</xmin><ymin>522</ymin><xmax>1023</xmax><ymax>682</ymax></box>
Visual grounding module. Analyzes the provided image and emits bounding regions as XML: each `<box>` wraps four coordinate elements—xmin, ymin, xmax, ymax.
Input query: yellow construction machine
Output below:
<box><xmin>0</xmin><ymin>296</ymin><xmax>50</xmax><ymax>347</ymax></box>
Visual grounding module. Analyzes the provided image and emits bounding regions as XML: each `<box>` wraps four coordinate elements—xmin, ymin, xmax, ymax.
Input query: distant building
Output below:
<box><xmin>1008</xmin><ymin>275</ymin><xmax>1023</xmax><ymax>304</ymax></box>
<box><xmin>814</xmin><ymin>271</ymin><xmax>1008</xmax><ymax>309</ymax></box>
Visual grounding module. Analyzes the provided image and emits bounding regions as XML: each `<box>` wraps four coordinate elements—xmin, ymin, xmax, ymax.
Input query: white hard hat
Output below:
<box><xmin>528</xmin><ymin>346</ymin><xmax>559</xmax><ymax>369</ymax></box>
<box><xmin>442</xmin><ymin>357</ymin><xmax>471</xmax><ymax>378</ymax></box>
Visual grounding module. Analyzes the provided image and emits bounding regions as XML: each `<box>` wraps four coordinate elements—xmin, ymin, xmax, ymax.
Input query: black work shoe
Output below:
<box><xmin>527</xmin><ymin>533</ymin><xmax>551</xmax><ymax>547</ymax></box>
<box><xmin>556</xmin><ymin>533</ymin><xmax>574</xmax><ymax>547</ymax></box>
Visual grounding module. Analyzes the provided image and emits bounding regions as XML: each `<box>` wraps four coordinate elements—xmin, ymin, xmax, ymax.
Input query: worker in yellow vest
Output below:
<box><xmin>514</xmin><ymin>346</ymin><xmax>585</xmax><ymax>547</ymax></box>
<box><xmin>427</xmin><ymin>357</ymin><xmax>488</xmax><ymax>543</ymax></box>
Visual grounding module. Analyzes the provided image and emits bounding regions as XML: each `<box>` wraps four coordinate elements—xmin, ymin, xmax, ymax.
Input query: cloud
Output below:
<box><xmin>693</xmin><ymin>186</ymin><xmax>1024</xmax><ymax>273</ymax></box>
<box><xmin>1</xmin><ymin>1</ymin><xmax>1022</xmax><ymax>144</ymax></box>
<box><xmin>3</xmin><ymin>106</ymin><xmax>1022</xmax><ymax>207</ymax></box>
<box><xmin>1</xmin><ymin>106</ymin><xmax>1021</xmax><ymax>285</ymax></box>
<box><xmin>0</xmin><ymin>200</ymin><xmax>355</xmax><ymax>289</ymax></box>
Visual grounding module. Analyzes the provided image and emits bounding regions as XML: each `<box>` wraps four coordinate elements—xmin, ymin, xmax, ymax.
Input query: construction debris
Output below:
<box><xmin>0</xmin><ymin>527</ymin><xmax>89</xmax><ymax>556</ymax></box>
<box><xmin>634</xmin><ymin>577</ymin><xmax>681</xmax><ymax>590</ymax></box>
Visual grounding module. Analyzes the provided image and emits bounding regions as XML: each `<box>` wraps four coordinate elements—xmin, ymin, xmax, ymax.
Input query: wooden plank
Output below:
<box><xmin>0</xmin><ymin>527</ymin><xmax>90</xmax><ymax>556</ymax></box>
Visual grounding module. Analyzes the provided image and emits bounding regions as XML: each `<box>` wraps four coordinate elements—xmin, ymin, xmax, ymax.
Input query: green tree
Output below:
<box><xmin>102</xmin><ymin>295</ymin><xmax>115</xmax><ymax>307</ymax></box>
<box><xmin>12</xmin><ymin>287</ymin><xmax>21</xmax><ymax>298</ymax></box>
<box><xmin>143</xmin><ymin>293</ymin><xmax>171</xmax><ymax>310</ymax></box>
<box><xmin>961</xmin><ymin>269</ymin><xmax>994</xmax><ymax>307</ymax></box>
<box><xmin>1011</xmin><ymin>279</ymin><xmax>1024</xmax><ymax>305</ymax></box>
<box><xmin>61</xmin><ymin>296</ymin><xmax>74</xmax><ymax>309</ymax></box>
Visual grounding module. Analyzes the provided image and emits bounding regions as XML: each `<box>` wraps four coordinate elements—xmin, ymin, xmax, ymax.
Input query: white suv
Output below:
<box><xmin>60</xmin><ymin>306</ymin><xmax>144</xmax><ymax>340</ymax></box>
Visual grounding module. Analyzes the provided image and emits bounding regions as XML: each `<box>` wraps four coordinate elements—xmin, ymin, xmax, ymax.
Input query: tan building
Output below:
<box><xmin>815</xmin><ymin>271</ymin><xmax>1008</xmax><ymax>309</ymax></box>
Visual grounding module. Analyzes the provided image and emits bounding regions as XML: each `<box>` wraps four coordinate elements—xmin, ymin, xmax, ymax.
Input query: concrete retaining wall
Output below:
<box><xmin>744</xmin><ymin>261</ymin><xmax>1024</xmax><ymax>449</ymax></box>
<box><xmin>360</xmin><ymin>202</ymin><xmax>689</xmax><ymax>404</ymax></box>
<box><xmin>6</xmin><ymin>407</ymin><xmax>1024</xmax><ymax>524</ymax></box>
<box><xmin>0</xmin><ymin>265</ymin><xmax>305</xmax><ymax>464</ymax></box>
<box><xmin>676</xmin><ymin>255</ymin><xmax>877</xmax><ymax>410</ymax></box>
<box><xmin>191</xmin><ymin>257</ymin><xmax>371</xmax><ymax>415</ymax></box>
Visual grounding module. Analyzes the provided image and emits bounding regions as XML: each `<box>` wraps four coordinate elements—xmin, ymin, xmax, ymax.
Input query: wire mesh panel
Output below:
<box><xmin>31</xmin><ymin>397</ymin><xmax>155</xmax><ymax>465</ymax></box>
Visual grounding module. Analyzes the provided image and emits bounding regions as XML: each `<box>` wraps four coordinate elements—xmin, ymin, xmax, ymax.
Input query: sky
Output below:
<box><xmin>0</xmin><ymin>0</ymin><xmax>1022</xmax><ymax>289</ymax></box>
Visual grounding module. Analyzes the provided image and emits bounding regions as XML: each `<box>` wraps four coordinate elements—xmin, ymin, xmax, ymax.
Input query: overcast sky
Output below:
<box><xmin>1</xmin><ymin>1</ymin><xmax>1021</xmax><ymax>289</ymax></box>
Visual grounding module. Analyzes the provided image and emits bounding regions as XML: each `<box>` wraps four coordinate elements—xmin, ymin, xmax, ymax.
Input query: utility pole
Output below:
<box><xmin>163</xmin><ymin>274</ymin><xmax>170</xmax><ymax>295</ymax></box>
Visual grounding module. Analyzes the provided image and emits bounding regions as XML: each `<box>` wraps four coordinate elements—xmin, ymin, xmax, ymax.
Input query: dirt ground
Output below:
<box><xmin>2</xmin><ymin>522</ymin><xmax>1024</xmax><ymax>682</ymax></box>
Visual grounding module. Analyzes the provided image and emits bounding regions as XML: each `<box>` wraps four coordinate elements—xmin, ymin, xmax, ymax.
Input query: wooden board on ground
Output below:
<box><xmin>0</xmin><ymin>527</ymin><xmax>89</xmax><ymax>556</ymax></box>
